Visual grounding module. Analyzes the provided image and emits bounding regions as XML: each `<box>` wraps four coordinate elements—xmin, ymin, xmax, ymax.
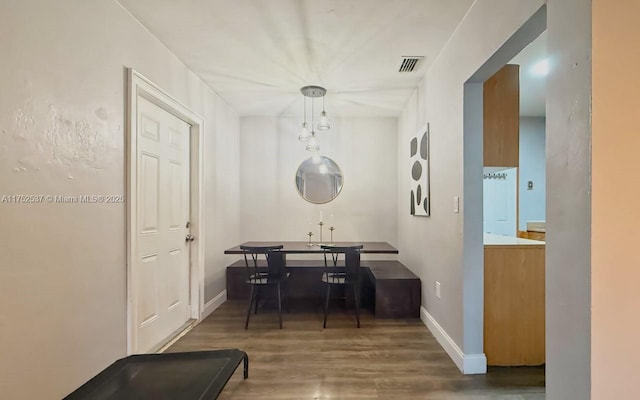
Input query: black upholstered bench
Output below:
<box><xmin>64</xmin><ymin>349</ymin><xmax>248</xmax><ymax>400</ymax></box>
<box><xmin>226</xmin><ymin>259</ymin><xmax>420</xmax><ymax>318</ymax></box>
<box><xmin>364</xmin><ymin>261</ymin><xmax>421</xmax><ymax>318</ymax></box>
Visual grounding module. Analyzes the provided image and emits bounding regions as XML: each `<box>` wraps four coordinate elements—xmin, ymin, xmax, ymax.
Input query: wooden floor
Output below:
<box><xmin>168</xmin><ymin>300</ymin><xmax>545</xmax><ymax>399</ymax></box>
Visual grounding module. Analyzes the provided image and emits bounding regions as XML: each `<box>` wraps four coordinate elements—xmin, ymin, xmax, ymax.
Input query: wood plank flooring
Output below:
<box><xmin>168</xmin><ymin>300</ymin><xmax>545</xmax><ymax>399</ymax></box>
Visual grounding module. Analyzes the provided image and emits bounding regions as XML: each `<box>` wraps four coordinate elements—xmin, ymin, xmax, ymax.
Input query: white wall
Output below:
<box><xmin>0</xmin><ymin>1</ymin><xmax>240</xmax><ymax>398</ymax></box>
<box><xmin>207</xmin><ymin>98</ymin><xmax>241</xmax><ymax>299</ymax></box>
<box><xmin>397</xmin><ymin>0</ymin><xmax>545</xmax><ymax>368</ymax></box>
<box><xmin>546</xmin><ymin>0</ymin><xmax>592</xmax><ymax>398</ymax></box>
<box><xmin>240</xmin><ymin>116</ymin><xmax>398</xmax><ymax>250</ymax></box>
<box><xmin>519</xmin><ymin>116</ymin><xmax>546</xmax><ymax>230</ymax></box>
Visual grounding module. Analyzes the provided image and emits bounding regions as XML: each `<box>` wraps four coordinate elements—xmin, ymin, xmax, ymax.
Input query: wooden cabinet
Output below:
<box><xmin>484</xmin><ymin>243</ymin><xmax>545</xmax><ymax>366</ymax></box>
<box><xmin>483</xmin><ymin>64</ymin><xmax>520</xmax><ymax>167</ymax></box>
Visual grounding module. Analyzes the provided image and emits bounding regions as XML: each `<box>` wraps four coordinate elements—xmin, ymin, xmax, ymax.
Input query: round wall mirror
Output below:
<box><xmin>295</xmin><ymin>156</ymin><xmax>344</xmax><ymax>204</ymax></box>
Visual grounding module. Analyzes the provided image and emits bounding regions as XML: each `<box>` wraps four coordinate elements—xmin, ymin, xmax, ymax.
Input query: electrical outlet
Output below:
<box><xmin>435</xmin><ymin>281</ymin><xmax>441</xmax><ymax>299</ymax></box>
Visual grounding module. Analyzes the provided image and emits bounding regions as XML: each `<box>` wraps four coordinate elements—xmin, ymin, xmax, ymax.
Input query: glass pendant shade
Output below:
<box><xmin>317</xmin><ymin>111</ymin><xmax>330</xmax><ymax>131</ymax></box>
<box><xmin>306</xmin><ymin>134</ymin><xmax>320</xmax><ymax>152</ymax></box>
<box><xmin>298</xmin><ymin>122</ymin><xmax>310</xmax><ymax>142</ymax></box>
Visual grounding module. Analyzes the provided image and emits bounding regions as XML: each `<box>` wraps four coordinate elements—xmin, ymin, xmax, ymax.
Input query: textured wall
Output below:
<box><xmin>0</xmin><ymin>1</ymin><xmax>240</xmax><ymax>398</ymax></box>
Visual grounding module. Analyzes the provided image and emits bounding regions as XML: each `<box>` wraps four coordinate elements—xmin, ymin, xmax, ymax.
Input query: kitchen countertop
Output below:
<box><xmin>484</xmin><ymin>233</ymin><xmax>545</xmax><ymax>247</ymax></box>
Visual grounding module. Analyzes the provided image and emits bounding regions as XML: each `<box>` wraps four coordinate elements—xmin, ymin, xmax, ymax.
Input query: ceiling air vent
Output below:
<box><xmin>398</xmin><ymin>56</ymin><xmax>424</xmax><ymax>72</ymax></box>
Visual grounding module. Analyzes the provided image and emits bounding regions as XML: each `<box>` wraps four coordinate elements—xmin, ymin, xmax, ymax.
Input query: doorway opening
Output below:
<box><xmin>462</xmin><ymin>3</ymin><xmax>547</xmax><ymax>375</ymax></box>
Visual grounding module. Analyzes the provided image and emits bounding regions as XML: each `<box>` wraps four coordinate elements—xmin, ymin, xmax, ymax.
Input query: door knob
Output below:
<box><xmin>185</xmin><ymin>234</ymin><xmax>195</xmax><ymax>243</ymax></box>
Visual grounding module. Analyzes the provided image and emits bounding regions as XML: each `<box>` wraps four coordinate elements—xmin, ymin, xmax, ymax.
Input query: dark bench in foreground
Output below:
<box><xmin>226</xmin><ymin>260</ymin><xmax>420</xmax><ymax>318</ymax></box>
<box><xmin>64</xmin><ymin>349</ymin><xmax>248</xmax><ymax>400</ymax></box>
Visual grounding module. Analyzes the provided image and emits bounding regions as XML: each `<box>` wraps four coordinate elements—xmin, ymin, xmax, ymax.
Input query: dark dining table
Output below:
<box><xmin>224</xmin><ymin>241</ymin><xmax>420</xmax><ymax>318</ymax></box>
<box><xmin>223</xmin><ymin>241</ymin><xmax>398</xmax><ymax>254</ymax></box>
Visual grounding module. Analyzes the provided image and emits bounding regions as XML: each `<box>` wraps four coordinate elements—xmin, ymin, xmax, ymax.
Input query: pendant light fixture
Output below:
<box><xmin>299</xmin><ymin>85</ymin><xmax>330</xmax><ymax>152</ymax></box>
<box><xmin>306</xmin><ymin>133</ymin><xmax>320</xmax><ymax>152</ymax></box>
<box><xmin>317</xmin><ymin>95</ymin><xmax>330</xmax><ymax>131</ymax></box>
<box><xmin>298</xmin><ymin>94</ymin><xmax>310</xmax><ymax>142</ymax></box>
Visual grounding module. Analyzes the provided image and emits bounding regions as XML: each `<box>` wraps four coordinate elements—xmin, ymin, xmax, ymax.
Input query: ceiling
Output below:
<box><xmin>510</xmin><ymin>31</ymin><xmax>547</xmax><ymax>117</ymax></box>
<box><xmin>118</xmin><ymin>0</ymin><xmax>474</xmax><ymax>117</ymax></box>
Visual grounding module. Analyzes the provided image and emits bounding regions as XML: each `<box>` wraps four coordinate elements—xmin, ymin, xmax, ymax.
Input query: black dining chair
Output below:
<box><xmin>240</xmin><ymin>245</ymin><xmax>288</xmax><ymax>329</ymax></box>
<box><xmin>321</xmin><ymin>245</ymin><xmax>364</xmax><ymax>328</ymax></box>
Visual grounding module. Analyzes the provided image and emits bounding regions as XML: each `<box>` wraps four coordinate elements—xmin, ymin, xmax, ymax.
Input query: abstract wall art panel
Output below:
<box><xmin>410</xmin><ymin>123</ymin><xmax>430</xmax><ymax>216</ymax></box>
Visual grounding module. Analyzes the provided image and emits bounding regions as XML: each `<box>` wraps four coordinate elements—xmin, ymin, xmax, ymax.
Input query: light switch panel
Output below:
<box><xmin>453</xmin><ymin>196</ymin><xmax>460</xmax><ymax>213</ymax></box>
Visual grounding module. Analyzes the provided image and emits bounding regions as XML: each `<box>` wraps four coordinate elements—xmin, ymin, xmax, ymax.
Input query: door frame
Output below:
<box><xmin>126</xmin><ymin>69</ymin><xmax>205</xmax><ymax>354</ymax></box>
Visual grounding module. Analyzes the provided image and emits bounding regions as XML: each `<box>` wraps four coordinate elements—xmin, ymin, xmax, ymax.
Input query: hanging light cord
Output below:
<box><xmin>303</xmin><ymin>95</ymin><xmax>307</xmax><ymax>125</ymax></box>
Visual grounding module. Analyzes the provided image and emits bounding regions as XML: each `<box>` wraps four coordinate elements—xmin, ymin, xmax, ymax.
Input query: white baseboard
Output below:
<box><xmin>202</xmin><ymin>290</ymin><xmax>227</xmax><ymax>320</ymax></box>
<box><xmin>463</xmin><ymin>353</ymin><xmax>487</xmax><ymax>374</ymax></box>
<box><xmin>420</xmin><ymin>306</ymin><xmax>487</xmax><ymax>375</ymax></box>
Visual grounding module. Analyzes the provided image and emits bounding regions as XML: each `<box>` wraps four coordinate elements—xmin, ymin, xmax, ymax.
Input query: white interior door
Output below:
<box><xmin>483</xmin><ymin>167</ymin><xmax>517</xmax><ymax>236</ymax></box>
<box><xmin>134</xmin><ymin>95</ymin><xmax>192</xmax><ymax>353</ymax></box>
